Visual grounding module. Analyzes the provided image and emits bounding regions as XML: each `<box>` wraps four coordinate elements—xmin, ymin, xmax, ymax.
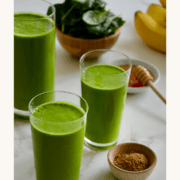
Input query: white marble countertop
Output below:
<box><xmin>14</xmin><ymin>0</ymin><xmax>166</xmax><ymax>179</ymax></box>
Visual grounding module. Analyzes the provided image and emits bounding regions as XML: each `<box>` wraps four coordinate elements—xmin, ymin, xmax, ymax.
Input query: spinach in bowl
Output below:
<box><xmin>47</xmin><ymin>0</ymin><xmax>125</xmax><ymax>39</ymax></box>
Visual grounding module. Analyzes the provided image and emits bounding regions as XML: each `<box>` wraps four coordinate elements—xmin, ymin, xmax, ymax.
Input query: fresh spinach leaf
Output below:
<box><xmin>106</xmin><ymin>14</ymin><xmax>121</xmax><ymax>23</ymax></box>
<box><xmin>86</xmin><ymin>13</ymin><xmax>124</xmax><ymax>37</ymax></box>
<box><xmin>111</xmin><ymin>17</ymin><xmax>125</xmax><ymax>29</ymax></box>
<box><xmin>83</xmin><ymin>10</ymin><xmax>108</xmax><ymax>25</ymax></box>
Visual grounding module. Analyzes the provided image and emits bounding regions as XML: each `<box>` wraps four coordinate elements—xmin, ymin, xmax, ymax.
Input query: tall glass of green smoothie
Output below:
<box><xmin>14</xmin><ymin>0</ymin><xmax>55</xmax><ymax>119</ymax></box>
<box><xmin>29</xmin><ymin>91</ymin><xmax>88</xmax><ymax>180</ymax></box>
<box><xmin>80</xmin><ymin>49</ymin><xmax>131</xmax><ymax>150</ymax></box>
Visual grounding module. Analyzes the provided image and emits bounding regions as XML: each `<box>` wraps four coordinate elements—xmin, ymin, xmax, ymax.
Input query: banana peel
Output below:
<box><xmin>159</xmin><ymin>0</ymin><xmax>166</xmax><ymax>8</ymax></box>
<box><xmin>134</xmin><ymin>11</ymin><xmax>166</xmax><ymax>53</ymax></box>
<box><xmin>147</xmin><ymin>4</ymin><xmax>166</xmax><ymax>27</ymax></box>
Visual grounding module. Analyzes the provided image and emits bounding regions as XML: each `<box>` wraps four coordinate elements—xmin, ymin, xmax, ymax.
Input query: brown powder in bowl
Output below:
<box><xmin>113</xmin><ymin>151</ymin><xmax>149</xmax><ymax>171</ymax></box>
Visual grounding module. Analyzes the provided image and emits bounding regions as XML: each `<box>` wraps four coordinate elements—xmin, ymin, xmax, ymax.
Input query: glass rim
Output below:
<box><xmin>14</xmin><ymin>0</ymin><xmax>55</xmax><ymax>20</ymax></box>
<box><xmin>28</xmin><ymin>91</ymin><xmax>89</xmax><ymax>125</ymax></box>
<box><xmin>80</xmin><ymin>49</ymin><xmax>132</xmax><ymax>77</ymax></box>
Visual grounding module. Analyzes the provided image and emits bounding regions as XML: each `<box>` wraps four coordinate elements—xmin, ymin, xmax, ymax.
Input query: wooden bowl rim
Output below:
<box><xmin>56</xmin><ymin>27</ymin><xmax>121</xmax><ymax>42</ymax></box>
<box><xmin>107</xmin><ymin>142</ymin><xmax>157</xmax><ymax>174</ymax></box>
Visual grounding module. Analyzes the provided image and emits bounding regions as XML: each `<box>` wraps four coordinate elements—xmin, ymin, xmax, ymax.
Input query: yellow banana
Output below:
<box><xmin>134</xmin><ymin>11</ymin><xmax>166</xmax><ymax>53</ymax></box>
<box><xmin>147</xmin><ymin>4</ymin><xmax>166</xmax><ymax>27</ymax></box>
<box><xmin>159</xmin><ymin>0</ymin><xmax>166</xmax><ymax>8</ymax></box>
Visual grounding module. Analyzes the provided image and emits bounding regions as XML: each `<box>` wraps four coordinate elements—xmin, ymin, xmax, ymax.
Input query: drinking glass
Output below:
<box><xmin>14</xmin><ymin>0</ymin><xmax>56</xmax><ymax>119</ymax></box>
<box><xmin>29</xmin><ymin>91</ymin><xmax>88</xmax><ymax>180</ymax></box>
<box><xmin>80</xmin><ymin>49</ymin><xmax>131</xmax><ymax>150</ymax></box>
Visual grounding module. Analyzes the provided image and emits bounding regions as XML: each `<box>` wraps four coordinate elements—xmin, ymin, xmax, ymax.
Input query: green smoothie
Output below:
<box><xmin>14</xmin><ymin>13</ymin><xmax>55</xmax><ymax>111</ymax></box>
<box><xmin>30</xmin><ymin>101</ymin><xmax>85</xmax><ymax>180</ymax></box>
<box><xmin>81</xmin><ymin>64</ymin><xmax>128</xmax><ymax>146</ymax></box>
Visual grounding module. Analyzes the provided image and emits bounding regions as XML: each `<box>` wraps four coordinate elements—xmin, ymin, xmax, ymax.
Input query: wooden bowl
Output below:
<box><xmin>56</xmin><ymin>27</ymin><xmax>121</xmax><ymax>58</ymax></box>
<box><xmin>108</xmin><ymin>142</ymin><xmax>157</xmax><ymax>180</ymax></box>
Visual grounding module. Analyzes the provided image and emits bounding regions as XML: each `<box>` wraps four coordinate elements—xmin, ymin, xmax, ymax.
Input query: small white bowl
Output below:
<box><xmin>127</xmin><ymin>59</ymin><xmax>160</xmax><ymax>93</ymax></box>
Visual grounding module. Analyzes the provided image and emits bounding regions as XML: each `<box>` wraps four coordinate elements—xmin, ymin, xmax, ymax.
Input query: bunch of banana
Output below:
<box><xmin>134</xmin><ymin>0</ymin><xmax>166</xmax><ymax>53</ymax></box>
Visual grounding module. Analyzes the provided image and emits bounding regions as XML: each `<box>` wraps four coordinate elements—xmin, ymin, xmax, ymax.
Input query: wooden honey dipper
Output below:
<box><xmin>134</xmin><ymin>65</ymin><xmax>166</xmax><ymax>104</ymax></box>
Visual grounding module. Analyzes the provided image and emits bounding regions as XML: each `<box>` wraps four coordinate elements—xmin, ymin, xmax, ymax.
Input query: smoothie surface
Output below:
<box><xmin>31</xmin><ymin>102</ymin><xmax>85</xmax><ymax>135</ymax></box>
<box><xmin>81</xmin><ymin>64</ymin><xmax>128</xmax><ymax>89</ymax></box>
<box><xmin>14</xmin><ymin>13</ymin><xmax>55</xmax><ymax>36</ymax></box>
<box><xmin>85</xmin><ymin>64</ymin><xmax>125</xmax><ymax>75</ymax></box>
<box><xmin>32</xmin><ymin>102</ymin><xmax>85</xmax><ymax>123</ymax></box>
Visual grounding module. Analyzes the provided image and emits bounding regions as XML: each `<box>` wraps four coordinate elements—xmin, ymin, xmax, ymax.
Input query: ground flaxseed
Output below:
<box><xmin>113</xmin><ymin>151</ymin><xmax>149</xmax><ymax>171</ymax></box>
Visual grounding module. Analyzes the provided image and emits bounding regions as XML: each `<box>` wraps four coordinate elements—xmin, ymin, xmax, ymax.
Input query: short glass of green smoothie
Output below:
<box><xmin>29</xmin><ymin>91</ymin><xmax>88</xmax><ymax>180</ymax></box>
<box><xmin>80</xmin><ymin>49</ymin><xmax>131</xmax><ymax>150</ymax></box>
<box><xmin>14</xmin><ymin>0</ymin><xmax>56</xmax><ymax>120</ymax></box>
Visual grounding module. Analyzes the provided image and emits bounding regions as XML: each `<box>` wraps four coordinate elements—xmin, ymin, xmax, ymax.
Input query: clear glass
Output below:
<box><xmin>29</xmin><ymin>91</ymin><xmax>88</xmax><ymax>180</ymax></box>
<box><xmin>80</xmin><ymin>49</ymin><xmax>131</xmax><ymax>150</ymax></box>
<box><xmin>14</xmin><ymin>0</ymin><xmax>56</xmax><ymax>120</ymax></box>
